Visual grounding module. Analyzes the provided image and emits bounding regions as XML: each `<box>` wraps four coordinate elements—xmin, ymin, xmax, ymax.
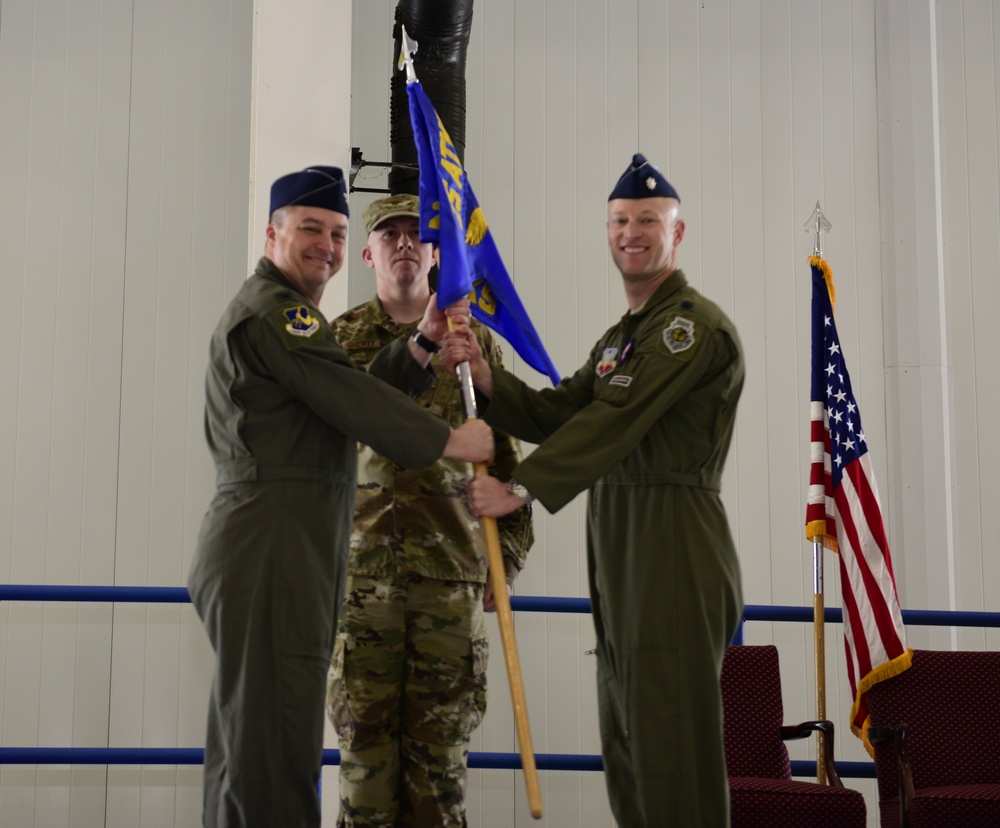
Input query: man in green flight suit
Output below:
<box><xmin>441</xmin><ymin>154</ymin><xmax>745</xmax><ymax>827</ymax></box>
<box><xmin>326</xmin><ymin>193</ymin><xmax>533</xmax><ymax>827</ymax></box>
<box><xmin>188</xmin><ymin>166</ymin><xmax>494</xmax><ymax>828</ymax></box>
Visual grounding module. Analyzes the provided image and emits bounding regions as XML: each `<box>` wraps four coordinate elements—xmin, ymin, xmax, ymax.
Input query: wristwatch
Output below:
<box><xmin>410</xmin><ymin>328</ymin><xmax>440</xmax><ymax>353</ymax></box>
<box><xmin>506</xmin><ymin>477</ymin><xmax>535</xmax><ymax>506</ymax></box>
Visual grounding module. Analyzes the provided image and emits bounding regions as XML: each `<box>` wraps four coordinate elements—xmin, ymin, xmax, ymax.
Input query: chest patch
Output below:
<box><xmin>596</xmin><ymin>347</ymin><xmax>619</xmax><ymax>377</ymax></box>
<box><xmin>609</xmin><ymin>374</ymin><xmax>633</xmax><ymax>388</ymax></box>
<box><xmin>283</xmin><ymin>306</ymin><xmax>320</xmax><ymax>338</ymax></box>
<box><xmin>662</xmin><ymin>316</ymin><xmax>696</xmax><ymax>354</ymax></box>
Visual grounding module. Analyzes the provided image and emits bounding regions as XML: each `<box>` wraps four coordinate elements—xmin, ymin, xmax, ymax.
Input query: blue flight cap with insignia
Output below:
<box><xmin>270</xmin><ymin>165</ymin><xmax>349</xmax><ymax>218</ymax></box>
<box><xmin>609</xmin><ymin>153</ymin><xmax>680</xmax><ymax>202</ymax></box>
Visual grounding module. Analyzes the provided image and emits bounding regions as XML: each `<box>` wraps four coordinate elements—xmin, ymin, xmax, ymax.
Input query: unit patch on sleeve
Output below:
<box><xmin>269</xmin><ymin>304</ymin><xmax>327</xmax><ymax>350</ymax></box>
<box><xmin>283</xmin><ymin>306</ymin><xmax>320</xmax><ymax>338</ymax></box>
<box><xmin>661</xmin><ymin>316</ymin><xmax>696</xmax><ymax>355</ymax></box>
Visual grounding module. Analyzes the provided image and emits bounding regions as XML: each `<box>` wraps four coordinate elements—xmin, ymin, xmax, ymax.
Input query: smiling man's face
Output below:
<box><xmin>607</xmin><ymin>196</ymin><xmax>684</xmax><ymax>288</ymax></box>
<box><xmin>265</xmin><ymin>205</ymin><xmax>349</xmax><ymax>303</ymax></box>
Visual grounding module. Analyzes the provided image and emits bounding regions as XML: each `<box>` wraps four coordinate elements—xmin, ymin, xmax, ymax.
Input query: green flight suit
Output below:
<box><xmin>483</xmin><ymin>271</ymin><xmax>745</xmax><ymax>827</ymax></box>
<box><xmin>188</xmin><ymin>258</ymin><xmax>452</xmax><ymax>828</ymax></box>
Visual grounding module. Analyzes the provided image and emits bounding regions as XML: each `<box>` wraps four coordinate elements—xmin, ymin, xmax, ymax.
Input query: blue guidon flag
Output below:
<box><xmin>405</xmin><ymin>76</ymin><xmax>560</xmax><ymax>386</ymax></box>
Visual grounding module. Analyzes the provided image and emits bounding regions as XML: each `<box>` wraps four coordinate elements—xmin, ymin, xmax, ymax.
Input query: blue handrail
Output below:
<box><xmin>1</xmin><ymin>583</ymin><xmax>997</xmax><ymax>779</ymax></box>
<box><xmin>2</xmin><ymin>585</ymin><xmax>998</xmax><ymax>630</ymax></box>
<box><xmin>0</xmin><ymin>746</ymin><xmax>873</xmax><ymax>778</ymax></box>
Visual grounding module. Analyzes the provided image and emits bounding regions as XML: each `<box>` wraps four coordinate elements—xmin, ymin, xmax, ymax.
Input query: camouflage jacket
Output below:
<box><xmin>332</xmin><ymin>296</ymin><xmax>533</xmax><ymax>583</ymax></box>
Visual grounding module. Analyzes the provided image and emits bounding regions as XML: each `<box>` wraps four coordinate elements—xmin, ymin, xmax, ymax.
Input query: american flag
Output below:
<box><xmin>804</xmin><ymin>255</ymin><xmax>911</xmax><ymax>752</ymax></box>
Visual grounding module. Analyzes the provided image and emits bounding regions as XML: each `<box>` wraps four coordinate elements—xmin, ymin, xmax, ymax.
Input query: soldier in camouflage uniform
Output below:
<box><xmin>327</xmin><ymin>194</ymin><xmax>533</xmax><ymax>827</ymax></box>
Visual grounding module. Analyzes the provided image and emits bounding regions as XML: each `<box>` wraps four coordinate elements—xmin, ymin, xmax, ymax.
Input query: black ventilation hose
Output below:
<box><xmin>389</xmin><ymin>0</ymin><xmax>473</xmax><ymax>196</ymax></box>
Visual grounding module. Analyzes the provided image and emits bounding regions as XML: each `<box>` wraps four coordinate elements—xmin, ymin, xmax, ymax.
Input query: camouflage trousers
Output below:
<box><xmin>327</xmin><ymin>573</ymin><xmax>488</xmax><ymax>827</ymax></box>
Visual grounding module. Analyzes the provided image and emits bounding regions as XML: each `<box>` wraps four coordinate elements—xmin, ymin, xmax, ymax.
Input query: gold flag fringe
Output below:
<box><xmin>809</xmin><ymin>255</ymin><xmax>836</xmax><ymax>312</ymax></box>
<box><xmin>854</xmin><ymin>648</ymin><xmax>915</xmax><ymax>756</ymax></box>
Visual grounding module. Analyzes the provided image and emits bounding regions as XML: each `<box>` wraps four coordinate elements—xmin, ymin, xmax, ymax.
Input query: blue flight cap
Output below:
<box><xmin>270</xmin><ymin>165</ymin><xmax>349</xmax><ymax>217</ymax></box>
<box><xmin>608</xmin><ymin>153</ymin><xmax>680</xmax><ymax>202</ymax></box>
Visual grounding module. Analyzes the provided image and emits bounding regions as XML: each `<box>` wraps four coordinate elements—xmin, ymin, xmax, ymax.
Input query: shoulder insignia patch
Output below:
<box><xmin>662</xmin><ymin>316</ymin><xmax>696</xmax><ymax>354</ymax></box>
<box><xmin>596</xmin><ymin>347</ymin><xmax>619</xmax><ymax>377</ymax></box>
<box><xmin>283</xmin><ymin>306</ymin><xmax>320</xmax><ymax>339</ymax></box>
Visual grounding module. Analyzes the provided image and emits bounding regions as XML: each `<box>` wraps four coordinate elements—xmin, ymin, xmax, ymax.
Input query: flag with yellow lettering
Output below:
<box><xmin>406</xmin><ymin>78</ymin><xmax>560</xmax><ymax>385</ymax></box>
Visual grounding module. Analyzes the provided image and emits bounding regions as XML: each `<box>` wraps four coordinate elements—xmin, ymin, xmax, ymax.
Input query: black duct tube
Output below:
<box><xmin>389</xmin><ymin>0</ymin><xmax>473</xmax><ymax>195</ymax></box>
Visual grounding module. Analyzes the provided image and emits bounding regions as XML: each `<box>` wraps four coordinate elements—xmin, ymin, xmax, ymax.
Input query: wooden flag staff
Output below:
<box><xmin>451</xmin><ymin>321</ymin><xmax>543</xmax><ymax>819</ymax></box>
<box><xmin>398</xmin><ymin>26</ymin><xmax>542</xmax><ymax>816</ymax></box>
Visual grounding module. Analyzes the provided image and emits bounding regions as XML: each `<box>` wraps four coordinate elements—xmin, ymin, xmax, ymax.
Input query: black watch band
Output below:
<box><xmin>410</xmin><ymin>328</ymin><xmax>440</xmax><ymax>353</ymax></box>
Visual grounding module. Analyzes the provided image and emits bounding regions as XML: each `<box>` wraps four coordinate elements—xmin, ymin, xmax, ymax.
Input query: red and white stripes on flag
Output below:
<box><xmin>804</xmin><ymin>256</ymin><xmax>911</xmax><ymax>753</ymax></box>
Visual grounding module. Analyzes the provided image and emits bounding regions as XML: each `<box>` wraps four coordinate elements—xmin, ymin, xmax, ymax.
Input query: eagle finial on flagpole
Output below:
<box><xmin>398</xmin><ymin>25</ymin><xmax>418</xmax><ymax>83</ymax></box>
<box><xmin>804</xmin><ymin>200</ymin><xmax>832</xmax><ymax>258</ymax></box>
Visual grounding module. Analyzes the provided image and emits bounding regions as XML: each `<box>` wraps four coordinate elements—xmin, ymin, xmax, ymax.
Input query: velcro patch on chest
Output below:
<box><xmin>596</xmin><ymin>347</ymin><xmax>619</xmax><ymax>377</ymax></box>
<box><xmin>661</xmin><ymin>315</ymin><xmax>697</xmax><ymax>355</ymax></box>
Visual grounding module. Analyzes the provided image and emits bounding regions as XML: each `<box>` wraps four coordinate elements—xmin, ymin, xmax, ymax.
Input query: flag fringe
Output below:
<box><xmin>808</xmin><ymin>255</ymin><xmax>836</xmax><ymax>312</ymax></box>
<box><xmin>805</xmin><ymin>521</ymin><xmax>840</xmax><ymax>552</ymax></box>
<box><xmin>853</xmin><ymin>647</ymin><xmax>915</xmax><ymax>756</ymax></box>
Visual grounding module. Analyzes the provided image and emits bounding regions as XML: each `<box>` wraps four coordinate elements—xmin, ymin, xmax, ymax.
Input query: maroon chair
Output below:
<box><xmin>866</xmin><ymin>649</ymin><xmax>1000</xmax><ymax>828</ymax></box>
<box><xmin>720</xmin><ymin>644</ymin><xmax>866</xmax><ymax>828</ymax></box>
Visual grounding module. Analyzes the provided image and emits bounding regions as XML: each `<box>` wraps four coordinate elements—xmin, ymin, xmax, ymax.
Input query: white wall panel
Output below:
<box><xmin>939</xmin><ymin>0</ymin><xmax>1000</xmax><ymax>656</ymax></box>
<box><xmin>0</xmin><ymin>0</ymin><xmax>252</xmax><ymax>821</ymax></box>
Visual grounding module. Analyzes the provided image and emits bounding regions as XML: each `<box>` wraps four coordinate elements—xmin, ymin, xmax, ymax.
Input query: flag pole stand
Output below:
<box><xmin>453</xmin><ymin>348</ymin><xmax>543</xmax><ymax>819</ymax></box>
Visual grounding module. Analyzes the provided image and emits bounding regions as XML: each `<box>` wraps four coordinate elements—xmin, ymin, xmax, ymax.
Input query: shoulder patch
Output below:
<box><xmin>282</xmin><ymin>305</ymin><xmax>320</xmax><ymax>338</ymax></box>
<box><xmin>662</xmin><ymin>316</ymin><xmax>696</xmax><ymax>354</ymax></box>
<box><xmin>268</xmin><ymin>304</ymin><xmax>327</xmax><ymax>350</ymax></box>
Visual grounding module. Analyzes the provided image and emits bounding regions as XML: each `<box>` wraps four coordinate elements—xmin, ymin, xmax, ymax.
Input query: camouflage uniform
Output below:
<box><xmin>327</xmin><ymin>296</ymin><xmax>533</xmax><ymax>827</ymax></box>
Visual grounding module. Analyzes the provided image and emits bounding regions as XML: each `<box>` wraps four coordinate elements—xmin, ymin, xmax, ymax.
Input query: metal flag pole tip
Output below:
<box><xmin>803</xmin><ymin>200</ymin><xmax>832</xmax><ymax>257</ymax></box>
<box><xmin>398</xmin><ymin>24</ymin><xmax>418</xmax><ymax>83</ymax></box>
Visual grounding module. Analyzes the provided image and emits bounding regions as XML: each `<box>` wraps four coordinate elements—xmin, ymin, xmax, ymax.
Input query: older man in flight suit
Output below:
<box><xmin>188</xmin><ymin>167</ymin><xmax>493</xmax><ymax>828</ymax></box>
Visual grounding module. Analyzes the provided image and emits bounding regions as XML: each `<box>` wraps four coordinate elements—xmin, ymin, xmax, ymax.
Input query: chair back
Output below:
<box><xmin>721</xmin><ymin>644</ymin><xmax>792</xmax><ymax>779</ymax></box>
<box><xmin>866</xmin><ymin>649</ymin><xmax>1000</xmax><ymax>802</ymax></box>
